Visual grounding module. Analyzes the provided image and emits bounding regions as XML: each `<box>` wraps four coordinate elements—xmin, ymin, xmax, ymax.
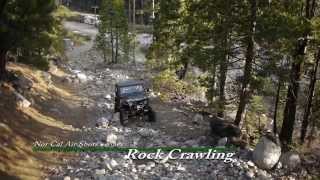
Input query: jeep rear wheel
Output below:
<box><xmin>147</xmin><ymin>108</ymin><xmax>156</xmax><ymax>122</ymax></box>
<box><xmin>120</xmin><ymin>109</ymin><xmax>128</xmax><ymax>126</ymax></box>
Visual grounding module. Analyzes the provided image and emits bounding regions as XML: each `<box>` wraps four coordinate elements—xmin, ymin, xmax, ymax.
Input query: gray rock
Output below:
<box><xmin>217</xmin><ymin>137</ymin><xmax>228</xmax><ymax>146</ymax></box>
<box><xmin>42</xmin><ymin>72</ymin><xmax>52</xmax><ymax>84</ymax></box>
<box><xmin>77</xmin><ymin>73</ymin><xmax>88</xmax><ymax>83</ymax></box>
<box><xmin>252</xmin><ymin>136</ymin><xmax>281</xmax><ymax>170</ymax></box>
<box><xmin>13</xmin><ymin>75</ymin><xmax>33</xmax><ymax>92</ymax></box>
<box><xmin>276</xmin><ymin>162</ymin><xmax>282</xmax><ymax>169</ymax></box>
<box><xmin>247</xmin><ymin>161</ymin><xmax>255</xmax><ymax>167</ymax></box>
<box><xmin>193</xmin><ymin>113</ymin><xmax>203</xmax><ymax>123</ymax></box>
<box><xmin>245</xmin><ymin>170</ymin><xmax>255</xmax><ymax>178</ymax></box>
<box><xmin>63</xmin><ymin>176</ymin><xmax>71</xmax><ymax>180</ymax></box>
<box><xmin>104</xmin><ymin>94</ymin><xmax>112</xmax><ymax>100</ymax></box>
<box><xmin>14</xmin><ymin>91</ymin><xmax>31</xmax><ymax>108</ymax></box>
<box><xmin>97</xmin><ymin>175</ymin><xmax>125</xmax><ymax>180</ymax></box>
<box><xmin>97</xmin><ymin>117</ymin><xmax>110</xmax><ymax>128</ymax></box>
<box><xmin>95</xmin><ymin>168</ymin><xmax>106</xmax><ymax>175</ymax></box>
<box><xmin>106</xmin><ymin>133</ymin><xmax>118</xmax><ymax>145</ymax></box>
<box><xmin>109</xmin><ymin>159</ymin><xmax>118</xmax><ymax>167</ymax></box>
<box><xmin>279</xmin><ymin>151</ymin><xmax>301</xmax><ymax>170</ymax></box>
<box><xmin>96</xmin><ymin>80</ymin><xmax>104</xmax><ymax>86</ymax></box>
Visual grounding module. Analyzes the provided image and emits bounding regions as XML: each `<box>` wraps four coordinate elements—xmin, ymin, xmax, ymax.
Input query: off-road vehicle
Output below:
<box><xmin>114</xmin><ymin>80</ymin><xmax>156</xmax><ymax>126</ymax></box>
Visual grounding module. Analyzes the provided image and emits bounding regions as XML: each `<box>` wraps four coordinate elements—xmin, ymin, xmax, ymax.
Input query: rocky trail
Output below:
<box><xmin>44</xmin><ymin>22</ymin><xmax>307</xmax><ymax>180</ymax></box>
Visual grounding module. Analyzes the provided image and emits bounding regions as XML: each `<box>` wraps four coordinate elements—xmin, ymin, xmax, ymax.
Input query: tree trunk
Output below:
<box><xmin>280</xmin><ymin>55</ymin><xmax>304</xmax><ymax>147</ymax></box>
<box><xmin>273</xmin><ymin>80</ymin><xmax>282</xmax><ymax>134</ymax></box>
<box><xmin>132</xmin><ymin>0</ymin><xmax>136</xmax><ymax>63</ymax></box>
<box><xmin>0</xmin><ymin>0</ymin><xmax>7</xmax><ymax>15</ymax></box>
<box><xmin>234</xmin><ymin>0</ymin><xmax>256</xmax><ymax>126</ymax></box>
<box><xmin>141</xmin><ymin>0</ymin><xmax>144</xmax><ymax>25</ymax></box>
<box><xmin>218</xmin><ymin>55</ymin><xmax>228</xmax><ymax>118</ymax></box>
<box><xmin>103</xmin><ymin>47</ymin><xmax>107</xmax><ymax>63</ymax></box>
<box><xmin>128</xmin><ymin>0</ymin><xmax>131</xmax><ymax>24</ymax></box>
<box><xmin>300</xmin><ymin>48</ymin><xmax>320</xmax><ymax>144</ymax></box>
<box><xmin>115</xmin><ymin>30</ymin><xmax>119</xmax><ymax>63</ymax></box>
<box><xmin>208</xmin><ymin>62</ymin><xmax>217</xmax><ymax>104</ymax></box>
<box><xmin>0</xmin><ymin>50</ymin><xmax>7</xmax><ymax>80</ymax></box>
<box><xmin>178</xmin><ymin>61</ymin><xmax>188</xmax><ymax>80</ymax></box>
<box><xmin>110</xmin><ymin>27</ymin><xmax>114</xmax><ymax>63</ymax></box>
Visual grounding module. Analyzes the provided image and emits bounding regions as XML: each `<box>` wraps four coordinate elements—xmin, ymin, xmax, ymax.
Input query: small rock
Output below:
<box><xmin>280</xmin><ymin>151</ymin><xmax>301</xmax><ymax>170</ymax></box>
<box><xmin>64</xmin><ymin>176</ymin><xmax>71</xmax><ymax>180</ymax></box>
<box><xmin>217</xmin><ymin>137</ymin><xmax>228</xmax><ymax>146</ymax></box>
<box><xmin>177</xmin><ymin>165</ymin><xmax>186</xmax><ymax>171</ymax></box>
<box><xmin>104</xmin><ymin>94</ymin><xmax>112</xmax><ymax>100</ymax></box>
<box><xmin>14</xmin><ymin>91</ymin><xmax>31</xmax><ymax>108</ymax></box>
<box><xmin>185</xmin><ymin>139</ymin><xmax>198</xmax><ymax>146</ymax></box>
<box><xmin>96</xmin><ymin>80</ymin><xmax>104</xmax><ymax>86</ymax></box>
<box><xmin>247</xmin><ymin>161</ymin><xmax>255</xmax><ymax>167</ymax></box>
<box><xmin>193</xmin><ymin>113</ymin><xmax>203</xmax><ymax>123</ymax></box>
<box><xmin>106</xmin><ymin>133</ymin><xmax>117</xmax><ymax>145</ymax></box>
<box><xmin>110</xmin><ymin>159</ymin><xmax>118</xmax><ymax>167</ymax></box>
<box><xmin>276</xmin><ymin>162</ymin><xmax>282</xmax><ymax>169</ymax></box>
<box><xmin>95</xmin><ymin>169</ymin><xmax>106</xmax><ymax>175</ymax></box>
<box><xmin>77</xmin><ymin>73</ymin><xmax>87</xmax><ymax>83</ymax></box>
<box><xmin>246</xmin><ymin>170</ymin><xmax>255</xmax><ymax>178</ymax></box>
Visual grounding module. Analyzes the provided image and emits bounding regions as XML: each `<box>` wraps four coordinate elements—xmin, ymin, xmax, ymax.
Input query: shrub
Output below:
<box><xmin>152</xmin><ymin>69</ymin><xmax>197</xmax><ymax>101</ymax></box>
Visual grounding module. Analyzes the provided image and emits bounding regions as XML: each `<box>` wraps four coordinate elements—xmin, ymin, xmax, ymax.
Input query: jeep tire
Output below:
<box><xmin>120</xmin><ymin>109</ymin><xmax>127</xmax><ymax>126</ymax></box>
<box><xmin>147</xmin><ymin>108</ymin><xmax>156</xmax><ymax>122</ymax></box>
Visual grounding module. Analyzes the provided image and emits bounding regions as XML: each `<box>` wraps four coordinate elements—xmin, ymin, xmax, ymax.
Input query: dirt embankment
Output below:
<box><xmin>0</xmin><ymin>62</ymin><xmax>98</xmax><ymax>180</ymax></box>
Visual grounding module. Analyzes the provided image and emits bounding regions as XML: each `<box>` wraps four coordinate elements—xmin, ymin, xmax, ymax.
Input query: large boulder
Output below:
<box><xmin>210</xmin><ymin>116</ymin><xmax>241</xmax><ymax>138</ymax></box>
<box><xmin>279</xmin><ymin>151</ymin><xmax>301</xmax><ymax>170</ymax></box>
<box><xmin>252</xmin><ymin>136</ymin><xmax>281</xmax><ymax>170</ymax></box>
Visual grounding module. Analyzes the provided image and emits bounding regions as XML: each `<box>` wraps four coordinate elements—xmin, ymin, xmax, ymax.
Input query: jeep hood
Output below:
<box><xmin>121</xmin><ymin>93</ymin><xmax>147</xmax><ymax>102</ymax></box>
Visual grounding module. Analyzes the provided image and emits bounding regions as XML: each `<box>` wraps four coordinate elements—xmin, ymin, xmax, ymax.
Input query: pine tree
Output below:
<box><xmin>0</xmin><ymin>0</ymin><xmax>59</xmax><ymax>78</ymax></box>
<box><xmin>97</xmin><ymin>0</ymin><xmax>129</xmax><ymax>64</ymax></box>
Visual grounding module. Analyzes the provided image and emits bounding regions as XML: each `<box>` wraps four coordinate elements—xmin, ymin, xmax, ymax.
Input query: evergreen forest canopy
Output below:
<box><xmin>148</xmin><ymin>0</ymin><xmax>320</xmax><ymax>149</ymax></box>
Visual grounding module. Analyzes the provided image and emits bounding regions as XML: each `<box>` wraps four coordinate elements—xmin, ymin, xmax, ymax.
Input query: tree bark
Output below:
<box><xmin>0</xmin><ymin>50</ymin><xmax>7</xmax><ymax>80</ymax></box>
<box><xmin>132</xmin><ymin>0</ymin><xmax>136</xmax><ymax>63</ymax></box>
<box><xmin>234</xmin><ymin>0</ymin><xmax>256</xmax><ymax>126</ymax></box>
<box><xmin>218</xmin><ymin>55</ymin><xmax>228</xmax><ymax>118</ymax></box>
<box><xmin>273</xmin><ymin>80</ymin><xmax>282</xmax><ymax>134</ymax></box>
<box><xmin>178</xmin><ymin>61</ymin><xmax>188</xmax><ymax>80</ymax></box>
<box><xmin>115</xmin><ymin>30</ymin><xmax>119</xmax><ymax>63</ymax></box>
<box><xmin>280</xmin><ymin>53</ymin><xmax>304</xmax><ymax>147</ymax></box>
<box><xmin>300</xmin><ymin>48</ymin><xmax>320</xmax><ymax>144</ymax></box>
<box><xmin>110</xmin><ymin>23</ymin><xmax>115</xmax><ymax>63</ymax></box>
<box><xmin>209</xmin><ymin>62</ymin><xmax>217</xmax><ymax>103</ymax></box>
<box><xmin>0</xmin><ymin>0</ymin><xmax>7</xmax><ymax>15</ymax></box>
<box><xmin>128</xmin><ymin>0</ymin><xmax>131</xmax><ymax>24</ymax></box>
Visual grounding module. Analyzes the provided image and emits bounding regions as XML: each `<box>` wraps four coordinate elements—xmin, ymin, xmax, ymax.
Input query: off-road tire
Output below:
<box><xmin>120</xmin><ymin>109</ymin><xmax>127</xmax><ymax>126</ymax></box>
<box><xmin>147</xmin><ymin>108</ymin><xmax>156</xmax><ymax>122</ymax></box>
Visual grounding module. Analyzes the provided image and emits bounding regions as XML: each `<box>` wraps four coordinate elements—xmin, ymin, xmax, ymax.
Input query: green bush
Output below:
<box><xmin>152</xmin><ymin>69</ymin><xmax>197</xmax><ymax>101</ymax></box>
<box><xmin>18</xmin><ymin>55</ymin><xmax>49</xmax><ymax>71</ymax></box>
<box><xmin>54</xmin><ymin>5</ymin><xmax>81</xmax><ymax>21</ymax></box>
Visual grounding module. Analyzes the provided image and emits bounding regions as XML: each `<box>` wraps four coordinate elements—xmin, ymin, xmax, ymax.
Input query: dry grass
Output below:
<box><xmin>8</xmin><ymin>63</ymin><xmax>81</xmax><ymax>103</ymax></box>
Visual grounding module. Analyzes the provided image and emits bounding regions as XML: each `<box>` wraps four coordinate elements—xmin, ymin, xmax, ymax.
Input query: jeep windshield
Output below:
<box><xmin>119</xmin><ymin>85</ymin><xmax>144</xmax><ymax>95</ymax></box>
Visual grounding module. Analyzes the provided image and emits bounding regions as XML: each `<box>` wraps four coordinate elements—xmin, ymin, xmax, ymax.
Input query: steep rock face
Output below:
<box><xmin>252</xmin><ymin>136</ymin><xmax>281</xmax><ymax>170</ymax></box>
